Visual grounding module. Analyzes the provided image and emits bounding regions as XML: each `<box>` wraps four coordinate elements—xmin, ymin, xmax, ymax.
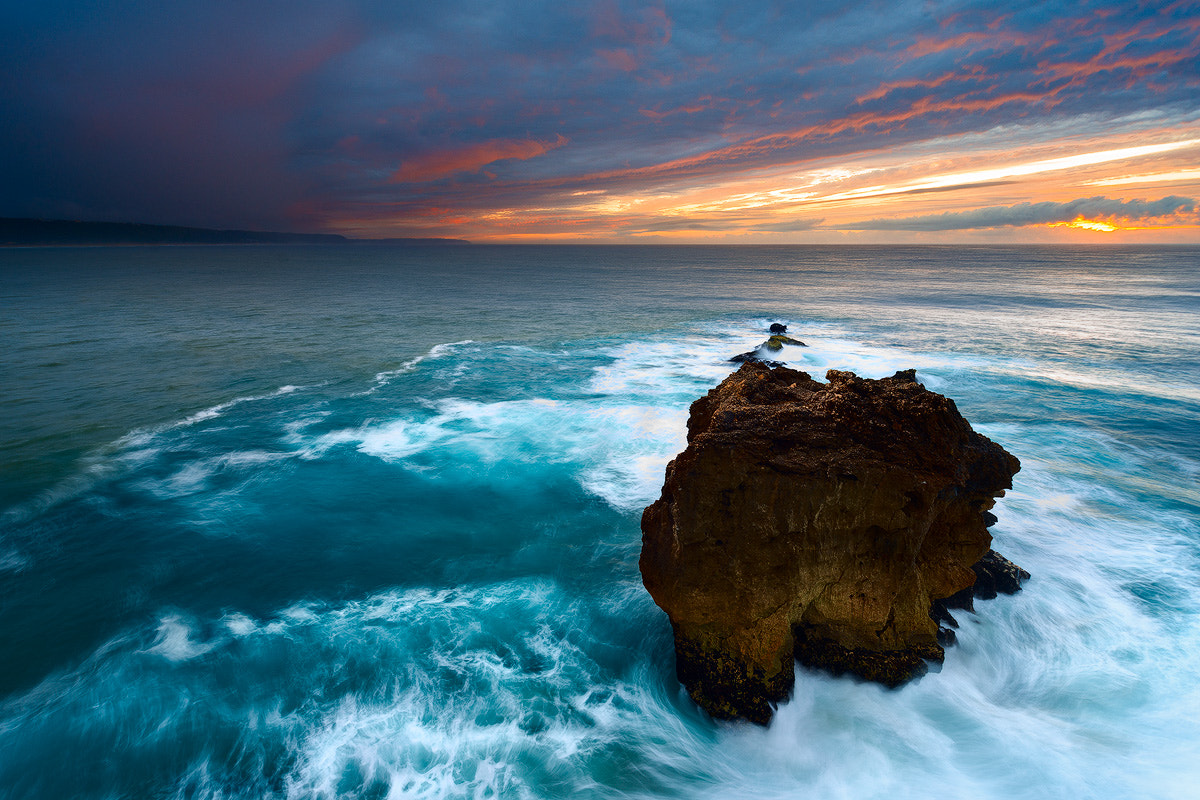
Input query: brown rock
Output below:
<box><xmin>639</xmin><ymin>362</ymin><xmax>1021</xmax><ymax>723</ymax></box>
<box><xmin>933</xmin><ymin>548</ymin><xmax>1031</xmax><ymax>619</ymax></box>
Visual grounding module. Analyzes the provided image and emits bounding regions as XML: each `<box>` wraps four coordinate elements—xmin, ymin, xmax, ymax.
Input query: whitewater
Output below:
<box><xmin>1</xmin><ymin>244</ymin><xmax>1198</xmax><ymax>799</ymax></box>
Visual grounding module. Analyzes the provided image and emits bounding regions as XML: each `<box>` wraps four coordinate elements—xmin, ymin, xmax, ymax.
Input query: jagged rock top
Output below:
<box><xmin>686</xmin><ymin>363</ymin><xmax>1016</xmax><ymax>490</ymax></box>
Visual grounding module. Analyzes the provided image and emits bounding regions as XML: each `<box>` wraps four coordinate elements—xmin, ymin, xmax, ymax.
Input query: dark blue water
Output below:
<box><xmin>2</xmin><ymin>245</ymin><xmax>1198</xmax><ymax>799</ymax></box>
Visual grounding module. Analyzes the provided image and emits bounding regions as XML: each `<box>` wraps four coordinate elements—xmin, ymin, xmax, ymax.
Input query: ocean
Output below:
<box><xmin>1</xmin><ymin>244</ymin><xmax>1198</xmax><ymax>799</ymax></box>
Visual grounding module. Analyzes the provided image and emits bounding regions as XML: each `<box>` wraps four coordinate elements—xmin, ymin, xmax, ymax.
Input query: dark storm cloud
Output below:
<box><xmin>1</xmin><ymin>0</ymin><xmax>1197</xmax><ymax>231</ymax></box>
<box><xmin>833</xmin><ymin>195</ymin><xmax>1196</xmax><ymax>230</ymax></box>
<box><xmin>0</xmin><ymin>1</ymin><xmax>362</xmax><ymax>229</ymax></box>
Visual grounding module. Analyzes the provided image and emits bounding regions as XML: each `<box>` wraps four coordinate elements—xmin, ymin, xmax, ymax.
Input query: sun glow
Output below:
<box><xmin>1084</xmin><ymin>168</ymin><xmax>1200</xmax><ymax>186</ymax></box>
<box><xmin>812</xmin><ymin>139</ymin><xmax>1200</xmax><ymax>204</ymax></box>
<box><xmin>1048</xmin><ymin>218</ymin><xmax>1119</xmax><ymax>231</ymax></box>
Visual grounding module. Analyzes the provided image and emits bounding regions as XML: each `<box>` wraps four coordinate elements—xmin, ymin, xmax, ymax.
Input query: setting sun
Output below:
<box><xmin>1048</xmin><ymin>218</ymin><xmax>1120</xmax><ymax>231</ymax></box>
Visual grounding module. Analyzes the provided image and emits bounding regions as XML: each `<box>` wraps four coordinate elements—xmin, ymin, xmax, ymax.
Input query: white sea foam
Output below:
<box><xmin>5</xmin><ymin>411</ymin><xmax>1200</xmax><ymax>799</ymax></box>
<box><xmin>0</xmin><ymin>456</ymin><xmax>124</xmax><ymax>528</ymax></box>
<box><xmin>249</xmin><ymin>583</ymin><xmax>695</xmax><ymax>800</ymax></box>
<box><xmin>364</xmin><ymin>340</ymin><xmax>477</xmax><ymax>394</ymax></box>
<box><xmin>0</xmin><ymin>547</ymin><xmax>29</xmax><ymax>574</ymax></box>
<box><xmin>294</xmin><ymin>322</ymin><xmax>1082</xmax><ymax>515</ymax></box>
<box><xmin>136</xmin><ymin>449</ymin><xmax>293</xmax><ymax>500</ymax></box>
<box><xmin>174</xmin><ymin>385</ymin><xmax>300</xmax><ymax>429</ymax></box>
<box><xmin>1</xmin><ymin>384</ymin><xmax>307</xmax><ymax>526</ymax></box>
<box><xmin>143</xmin><ymin>614</ymin><xmax>220</xmax><ymax>662</ymax></box>
<box><xmin>5</xmin><ymin>317</ymin><xmax>1199</xmax><ymax>800</ymax></box>
<box><xmin>307</xmin><ymin>327</ymin><xmax>745</xmax><ymax>509</ymax></box>
<box><xmin>306</xmin><ymin>392</ymin><xmax>689</xmax><ymax>511</ymax></box>
<box><xmin>36</xmin><ymin>539</ymin><xmax>1192</xmax><ymax>800</ymax></box>
<box><xmin>0</xmin><ymin>581</ymin><xmax>675</xmax><ymax>799</ymax></box>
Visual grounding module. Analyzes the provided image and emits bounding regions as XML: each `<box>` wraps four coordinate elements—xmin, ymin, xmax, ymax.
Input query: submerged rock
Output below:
<box><xmin>728</xmin><ymin>334</ymin><xmax>805</xmax><ymax>364</ymax></box>
<box><xmin>640</xmin><ymin>363</ymin><xmax>1024</xmax><ymax>724</ymax></box>
<box><xmin>763</xmin><ymin>334</ymin><xmax>805</xmax><ymax>351</ymax></box>
<box><xmin>728</xmin><ymin>351</ymin><xmax>784</xmax><ymax>367</ymax></box>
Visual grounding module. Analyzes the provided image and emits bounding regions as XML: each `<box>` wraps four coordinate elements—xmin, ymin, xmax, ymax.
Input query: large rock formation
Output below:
<box><xmin>640</xmin><ymin>363</ymin><xmax>1023</xmax><ymax>724</ymax></box>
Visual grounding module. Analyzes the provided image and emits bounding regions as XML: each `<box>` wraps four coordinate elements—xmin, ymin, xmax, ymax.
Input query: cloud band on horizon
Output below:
<box><xmin>831</xmin><ymin>196</ymin><xmax>1196</xmax><ymax>231</ymax></box>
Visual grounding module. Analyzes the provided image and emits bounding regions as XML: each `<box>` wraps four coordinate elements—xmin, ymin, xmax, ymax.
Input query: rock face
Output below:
<box><xmin>640</xmin><ymin>363</ymin><xmax>1022</xmax><ymax>724</ymax></box>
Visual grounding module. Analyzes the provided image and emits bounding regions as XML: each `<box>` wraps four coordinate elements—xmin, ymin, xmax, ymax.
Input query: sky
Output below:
<box><xmin>2</xmin><ymin>0</ymin><xmax>1199</xmax><ymax>243</ymax></box>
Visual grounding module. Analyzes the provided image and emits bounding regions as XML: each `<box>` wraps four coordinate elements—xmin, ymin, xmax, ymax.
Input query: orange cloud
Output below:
<box><xmin>391</xmin><ymin>135</ymin><xmax>567</xmax><ymax>183</ymax></box>
<box><xmin>639</xmin><ymin>97</ymin><xmax>715</xmax><ymax>119</ymax></box>
<box><xmin>1034</xmin><ymin>13</ymin><xmax>1200</xmax><ymax>89</ymax></box>
<box><xmin>903</xmin><ymin>30</ymin><xmax>1042</xmax><ymax>59</ymax></box>
<box><xmin>855</xmin><ymin>67</ymin><xmax>985</xmax><ymax>104</ymax></box>
<box><xmin>1037</xmin><ymin>50</ymin><xmax>1199</xmax><ymax>89</ymax></box>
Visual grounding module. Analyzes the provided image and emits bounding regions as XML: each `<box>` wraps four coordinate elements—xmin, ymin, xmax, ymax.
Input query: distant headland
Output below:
<box><xmin>0</xmin><ymin>218</ymin><xmax>470</xmax><ymax>247</ymax></box>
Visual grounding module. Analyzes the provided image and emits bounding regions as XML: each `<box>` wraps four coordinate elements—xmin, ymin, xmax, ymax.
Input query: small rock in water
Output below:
<box><xmin>969</xmin><ymin>549</ymin><xmax>1031</xmax><ymax>599</ymax></box>
<box><xmin>729</xmin><ymin>330</ymin><xmax>805</xmax><ymax>363</ymax></box>
<box><xmin>769</xmin><ymin>322</ymin><xmax>788</xmax><ymax>334</ymax></box>
<box><xmin>763</xmin><ymin>334</ymin><xmax>805</xmax><ymax>351</ymax></box>
<box><xmin>728</xmin><ymin>350</ymin><xmax>784</xmax><ymax>367</ymax></box>
<box><xmin>932</xmin><ymin>549</ymin><xmax>1031</xmax><ymax>615</ymax></box>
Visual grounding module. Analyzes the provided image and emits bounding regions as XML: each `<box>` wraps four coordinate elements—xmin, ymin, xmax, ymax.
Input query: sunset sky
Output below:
<box><xmin>2</xmin><ymin>0</ymin><xmax>1198</xmax><ymax>242</ymax></box>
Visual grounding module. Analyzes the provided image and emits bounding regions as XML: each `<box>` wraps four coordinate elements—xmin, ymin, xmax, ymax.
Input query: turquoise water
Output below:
<box><xmin>2</xmin><ymin>245</ymin><xmax>1198</xmax><ymax>799</ymax></box>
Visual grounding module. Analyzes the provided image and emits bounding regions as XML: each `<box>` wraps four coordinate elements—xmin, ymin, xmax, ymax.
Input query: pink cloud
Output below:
<box><xmin>591</xmin><ymin>2</ymin><xmax>671</xmax><ymax>46</ymax></box>
<box><xmin>855</xmin><ymin>67</ymin><xmax>985</xmax><ymax>104</ymax></box>
<box><xmin>903</xmin><ymin>30</ymin><xmax>1045</xmax><ymax>59</ymax></box>
<box><xmin>598</xmin><ymin>48</ymin><xmax>638</xmax><ymax>71</ymax></box>
<box><xmin>390</xmin><ymin>135</ymin><xmax>568</xmax><ymax>183</ymax></box>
